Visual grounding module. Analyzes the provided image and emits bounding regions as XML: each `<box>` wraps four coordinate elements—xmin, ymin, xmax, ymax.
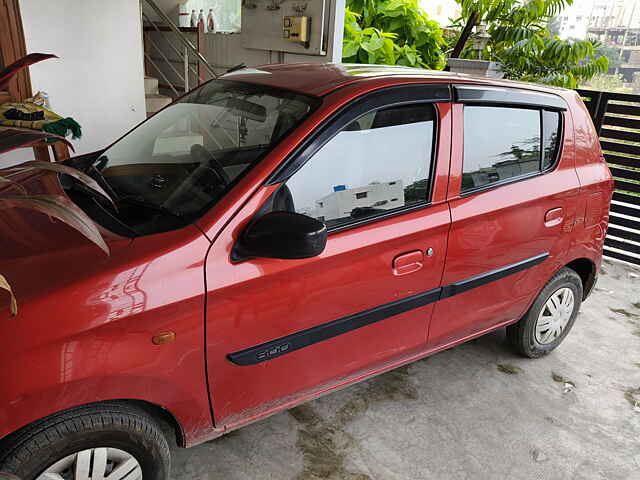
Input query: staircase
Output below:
<box><xmin>140</xmin><ymin>0</ymin><xmax>217</xmax><ymax>114</ymax></box>
<box><xmin>144</xmin><ymin>76</ymin><xmax>172</xmax><ymax>117</ymax></box>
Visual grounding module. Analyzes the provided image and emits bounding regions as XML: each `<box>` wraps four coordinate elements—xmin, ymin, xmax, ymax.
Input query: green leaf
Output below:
<box><xmin>361</xmin><ymin>35</ymin><xmax>385</xmax><ymax>53</ymax></box>
<box><xmin>382</xmin><ymin>38</ymin><xmax>396</xmax><ymax>63</ymax></box>
<box><xmin>468</xmin><ymin>0</ymin><xmax>606</xmax><ymax>86</ymax></box>
<box><xmin>388</xmin><ymin>17</ymin><xmax>405</xmax><ymax>32</ymax></box>
<box><xmin>343</xmin><ymin>0</ymin><xmax>445</xmax><ymax>69</ymax></box>
<box><xmin>343</xmin><ymin>40</ymin><xmax>361</xmax><ymax>58</ymax></box>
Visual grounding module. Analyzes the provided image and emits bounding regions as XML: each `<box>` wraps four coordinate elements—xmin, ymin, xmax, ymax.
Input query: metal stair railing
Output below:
<box><xmin>140</xmin><ymin>0</ymin><xmax>218</xmax><ymax>95</ymax></box>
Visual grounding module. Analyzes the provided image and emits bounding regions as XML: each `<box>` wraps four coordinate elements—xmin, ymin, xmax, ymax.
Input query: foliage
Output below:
<box><xmin>583</xmin><ymin>73</ymin><xmax>632</xmax><ymax>94</ymax></box>
<box><xmin>547</xmin><ymin>16</ymin><xmax>560</xmax><ymax>37</ymax></box>
<box><xmin>592</xmin><ymin>44</ymin><xmax>623</xmax><ymax>72</ymax></box>
<box><xmin>451</xmin><ymin>0</ymin><xmax>608</xmax><ymax>88</ymax></box>
<box><xmin>0</xmin><ymin>53</ymin><xmax>58</xmax><ymax>91</ymax></box>
<box><xmin>0</xmin><ymin>164</ymin><xmax>111</xmax><ymax>317</ymax></box>
<box><xmin>0</xmin><ymin>52</ymin><xmax>110</xmax><ymax>317</ymax></box>
<box><xmin>343</xmin><ymin>0</ymin><xmax>446</xmax><ymax>69</ymax></box>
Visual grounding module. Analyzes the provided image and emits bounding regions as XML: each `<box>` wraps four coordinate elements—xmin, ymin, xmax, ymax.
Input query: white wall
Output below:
<box><xmin>181</xmin><ymin>0</ymin><xmax>240</xmax><ymax>31</ymax></box>
<box><xmin>203</xmin><ymin>0</ymin><xmax>345</xmax><ymax>72</ymax></box>
<box><xmin>0</xmin><ymin>0</ymin><xmax>147</xmax><ymax>168</ymax></box>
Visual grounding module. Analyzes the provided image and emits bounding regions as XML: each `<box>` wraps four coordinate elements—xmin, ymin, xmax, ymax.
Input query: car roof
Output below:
<box><xmin>219</xmin><ymin>63</ymin><xmax>572</xmax><ymax>98</ymax></box>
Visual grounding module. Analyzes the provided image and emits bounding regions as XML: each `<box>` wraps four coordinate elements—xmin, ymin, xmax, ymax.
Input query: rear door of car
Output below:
<box><xmin>428</xmin><ymin>85</ymin><xmax>582</xmax><ymax>348</ymax></box>
<box><xmin>204</xmin><ymin>84</ymin><xmax>453</xmax><ymax>426</ymax></box>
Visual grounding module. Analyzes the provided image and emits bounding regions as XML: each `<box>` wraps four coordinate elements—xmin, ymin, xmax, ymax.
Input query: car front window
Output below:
<box><xmin>283</xmin><ymin>103</ymin><xmax>437</xmax><ymax>230</ymax></box>
<box><xmin>81</xmin><ymin>80</ymin><xmax>319</xmax><ymax>236</ymax></box>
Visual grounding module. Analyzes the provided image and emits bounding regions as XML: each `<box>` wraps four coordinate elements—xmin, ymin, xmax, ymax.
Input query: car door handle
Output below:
<box><xmin>393</xmin><ymin>250</ymin><xmax>424</xmax><ymax>276</ymax></box>
<box><xmin>544</xmin><ymin>207</ymin><xmax>564</xmax><ymax>227</ymax></box>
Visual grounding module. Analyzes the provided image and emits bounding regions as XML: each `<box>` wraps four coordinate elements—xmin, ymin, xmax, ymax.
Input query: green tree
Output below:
<box><xmin>547</xmin><ymin>16</ymin><xmax>561</xmax><ymax>37</ymax></box>
<box><xmin>451</xmin><ymin>0</ymin><xmax>608</xmax><ymax>88</ymax></box>
<box><xmin>342</xmin><ymin>0</ymin><xmax>446</xmax><ymax>69</ymax></box>
<box><xmin>583</xmin><ymin>73</ymin><xmax>632</xmax><ymax>94</ymax></box>
<box><xmin>592</xmin><ymin>43</ymin><xmax>623</xmax><ymax>71</ymax></box>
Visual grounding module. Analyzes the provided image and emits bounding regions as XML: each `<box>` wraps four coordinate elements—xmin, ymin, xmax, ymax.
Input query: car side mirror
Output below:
<box><xmin>233</xmin><ymin>211</ymin><xmax>327</xmax><ymax>261</ymax></box>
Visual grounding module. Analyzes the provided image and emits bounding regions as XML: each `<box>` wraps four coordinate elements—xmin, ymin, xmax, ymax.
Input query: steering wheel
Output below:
<box><xmin>190</xmin><ymin>144</ymin><xmax>230</xmax><ymax>186</ymax></box>
<box><xmin>161</xmin><ymin>144</ymin><xmax>229</xmax><ymax>211</ymax></box>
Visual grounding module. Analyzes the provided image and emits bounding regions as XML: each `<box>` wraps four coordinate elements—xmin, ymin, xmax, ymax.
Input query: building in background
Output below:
<box><xmin>586</xmin><ymin>0</ymin><xmax>640</xmax><ymax>81</ymax></box>
<box><xmin>555</xmin><ymin>0</ymin><xmax>639</xmax><ymax>81</ymax></box>
<box><xmin>307</xmin><ymin>181</ymin><xmax>405</xmax><ymax>223</ymax></box>
<box><xmin>558</xmin><ymin>0</ymin><xmax>639</xmax><ymax>39</ymax></box>
<box><xmin>557</xmin><ymin>0</ymin><xmax>610</xmax><ymax>39</ymax></box>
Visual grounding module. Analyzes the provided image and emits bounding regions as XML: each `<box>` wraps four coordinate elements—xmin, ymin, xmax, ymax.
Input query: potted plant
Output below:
<box><xmin>0</xmin><ymin>54</ymin><xmax>112</xmax><ymax>316</ymax></box>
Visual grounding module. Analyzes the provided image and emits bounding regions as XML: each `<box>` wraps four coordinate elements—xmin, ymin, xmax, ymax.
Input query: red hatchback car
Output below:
<box><xmin>0</xmin><ymin>64</ymin><xmax>612</xmax><ymax>479</ymax></box>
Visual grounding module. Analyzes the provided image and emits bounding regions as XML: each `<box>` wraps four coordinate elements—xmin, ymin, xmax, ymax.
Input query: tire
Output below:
<box><xmin>0</xmin><ymin>402</ymin><xmax>170</xmax><ymax>480</ymax></box>
<box><xmin>507</xmin><ymin>267</ymin><xmax>583</xmax><ymax>358</ymax></box>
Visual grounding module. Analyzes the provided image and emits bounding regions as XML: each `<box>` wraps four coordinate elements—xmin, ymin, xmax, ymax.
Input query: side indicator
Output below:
<box><xmin>152</xmin><ymin>331</ymin><xmax>176</xmax><ymax>345</ymax></box>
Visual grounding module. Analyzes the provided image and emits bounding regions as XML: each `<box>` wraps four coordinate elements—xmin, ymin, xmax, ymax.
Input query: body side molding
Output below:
<box><xmin>227</xmin><ymin>252</ymin><xmax>550</xmax><ymax>366</ymax></box>
<box><xmin>440</xmin><ymin>253</ymin><xmax>549</xmax><ymax>298</ymax></box>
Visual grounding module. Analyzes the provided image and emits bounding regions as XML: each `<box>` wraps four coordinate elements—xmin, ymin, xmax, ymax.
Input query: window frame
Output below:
<box><xmin>0</xmin><ymin>0</ymin><xmax>31</xmax><ymax>103</ymax></box>
<box><xmin>542</xmin><ymin>109</ymin><xmax>564</xmax><ymax>171</ymax></box>
<box><xmin>266</xmin><ymin>84</ymin><xmax>451</xmax><ymax>234</ymax></box>
<box><xmin>458</xmin><ymin>103</ymin><xmax>565</xmax><ymax>197</ymax></box>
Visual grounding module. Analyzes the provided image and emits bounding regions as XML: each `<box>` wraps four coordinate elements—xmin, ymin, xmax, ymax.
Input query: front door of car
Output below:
<box><xmin>204</xmin><ymin>86</ymin><xmax>453</xmax><ymax>427</ymax></box>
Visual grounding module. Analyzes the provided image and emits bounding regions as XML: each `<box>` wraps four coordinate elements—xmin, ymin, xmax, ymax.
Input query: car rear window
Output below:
<box><xmin>461</xmin><ymin>106</ymin><xmax>562</xmax><ymax>193</ymax></box>
<box><xmin>542</xmin><ymin>110</ymin><xmax>562</xmax><ymax>170</ymax></box>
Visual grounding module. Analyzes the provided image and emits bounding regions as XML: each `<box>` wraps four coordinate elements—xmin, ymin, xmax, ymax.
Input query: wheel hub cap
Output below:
<box><xmin>535</xmin><ymin>287</ymin><xmax>574</xmax><ymax>345</ymax></box>
<box><xmin>37</xmin><ymin>448</ymin><xmax>142</xmax><ymax>480</ymax></box>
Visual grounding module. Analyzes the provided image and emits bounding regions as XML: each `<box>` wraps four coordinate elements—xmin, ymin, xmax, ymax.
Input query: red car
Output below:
<box><xmin>0</xmin><ymin>64</ymin><xmax>612</xmax><ymax>479</ymax></box>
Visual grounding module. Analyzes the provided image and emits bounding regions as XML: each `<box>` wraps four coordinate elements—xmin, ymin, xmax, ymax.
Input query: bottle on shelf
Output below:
<box><xmin>190</xmin><ymin>9</ymin><xmax>197</xmax><ymax>28</ymax></box>
<box><xmin>197</xmin><ymin>9</ymin><xmax>205</xmax><ymax>28</ymax></box>
<box><xmin>207</xmin><ymin>9</ymin><xmax>215</xmax><ymax>33</ymax></box>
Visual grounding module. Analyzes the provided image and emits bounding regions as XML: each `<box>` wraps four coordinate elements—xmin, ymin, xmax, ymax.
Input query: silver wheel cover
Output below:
<box><xmin>535</xmin><ymin>287</ymin><xmax>575</xmax><ymax>345</ymax></box>
<box><xmin>36</xmin><ymin>448</ymin><xmax>142</xmax><ymax>480</ymax></box>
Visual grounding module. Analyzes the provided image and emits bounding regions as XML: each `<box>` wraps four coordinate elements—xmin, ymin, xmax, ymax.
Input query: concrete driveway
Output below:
<box><xmin>171</xmin><ymin>259</ymin><xmax>640</xmax><ymax>480</ymax></box>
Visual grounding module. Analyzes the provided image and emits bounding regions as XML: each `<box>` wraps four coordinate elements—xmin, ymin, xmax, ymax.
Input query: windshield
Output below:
<box><xmin>74</xmin><ymin>80</ymin><xmax>319</xmax><ymax>236</ymax></box>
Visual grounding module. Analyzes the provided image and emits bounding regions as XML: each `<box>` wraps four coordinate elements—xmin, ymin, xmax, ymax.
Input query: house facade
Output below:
<box><xmin>0</xmin><ymin>0</ymin><xmax>345</xmax><ymax>167</ymax></box>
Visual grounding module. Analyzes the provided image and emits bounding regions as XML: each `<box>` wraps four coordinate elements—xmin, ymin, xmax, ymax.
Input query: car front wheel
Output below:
<box><xmin>507</xmin><ymin>267</ymin><xmax>583</xmax><ymax>358</ymax></box>
<box><xmin>0</xmin><ymin>402</ymin><xmax>170</xmax><ymax>480</ymax></box>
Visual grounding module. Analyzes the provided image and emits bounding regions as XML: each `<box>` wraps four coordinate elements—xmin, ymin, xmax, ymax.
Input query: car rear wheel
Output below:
<box><xmin>507</xmin><ymin>267</ymin><xmax>583</xmax><ymax>358</ymax></box>
<box><xmin>0</xmin><ymin>402</ymin><xmax>170</xmax><ymax>480</ymax></box>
